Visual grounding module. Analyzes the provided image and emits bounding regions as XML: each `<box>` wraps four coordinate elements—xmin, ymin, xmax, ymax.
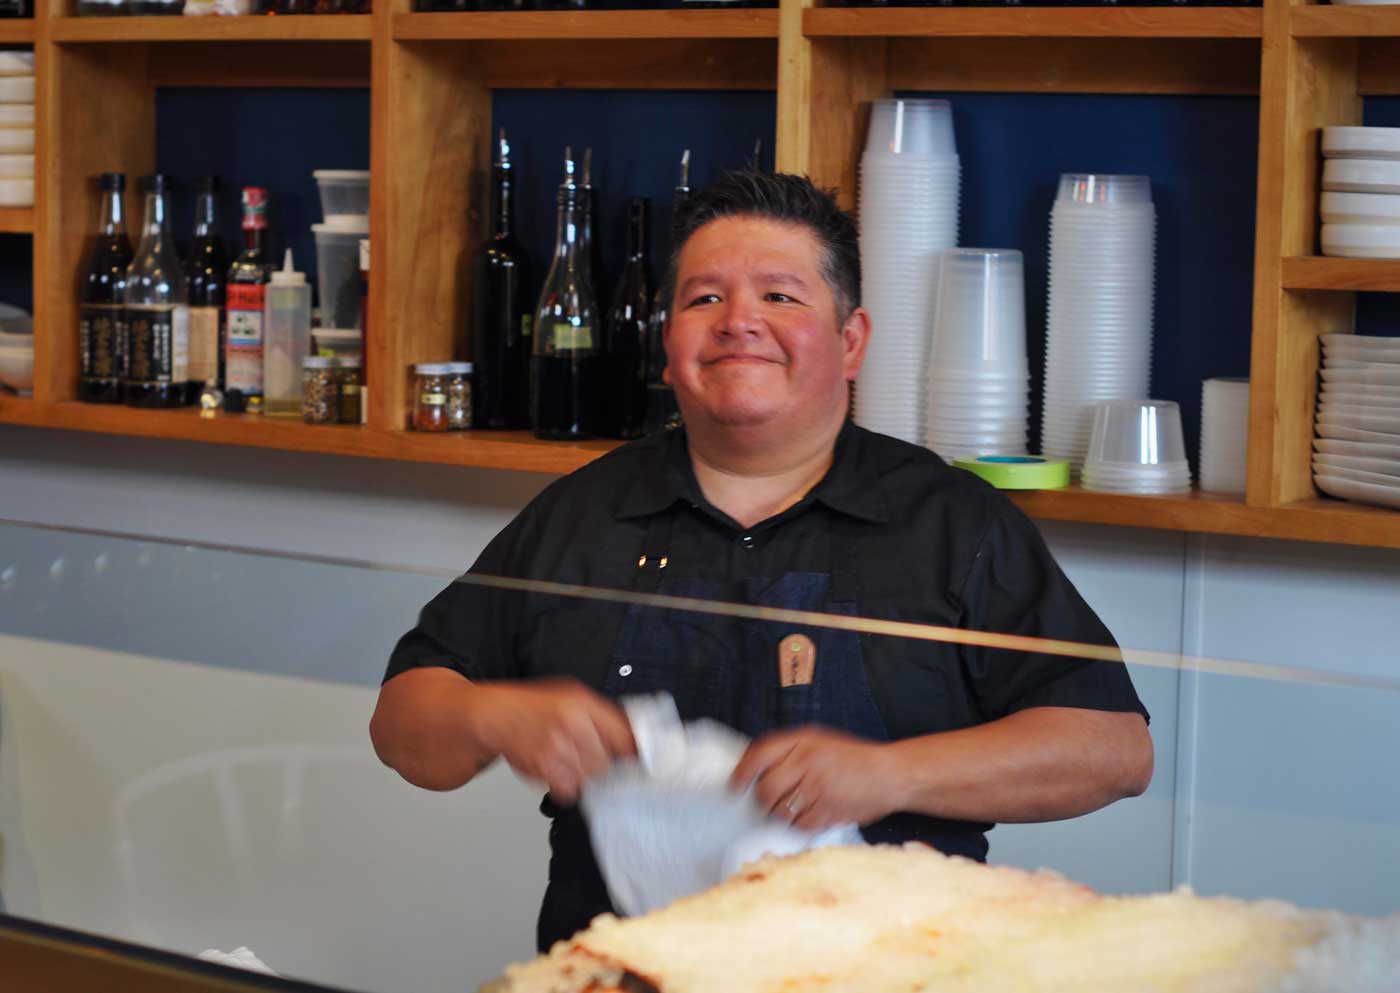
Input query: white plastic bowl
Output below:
<box><xmin>1321</xmin><ymin>223</ymin><xmax>1400</xmax><ymax>258</ymax></box>
<box><xmin>1322</xmin><ymin>158</ymin><xmax>1400</xmax><ymax>194</ymax></box>
<box><xmin>1322</xmin><ymin>126</ymin><xmax>1400</xmax><ymax>160</ymax></box>
<box><xmin>0</xmin><ymin>76</ymin><xmax>33</xmax><ymax>103</ymax></box>
<box><xmin>313</xmin><ymin>169</ymin><xmax>369</xmax><ymax>224</ymax></box>
<box><xmin>0</xmin><ymin>128</ymin><xmax>32</xmax><ymax>153</ymax></box>
<box><xmin>1319</xmin><ymin>191</ymin><xmax>1400</xmax><ymax>226</ymax></box>
<box><xmin>0</xmin><ymin>342</ymin><xmax>33</xmax><ymax>393</ymax></box>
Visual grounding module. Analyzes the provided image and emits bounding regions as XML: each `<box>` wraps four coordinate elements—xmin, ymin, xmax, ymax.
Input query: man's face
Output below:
<box><xmin>663</xmin><ymin>216</ymin><xmax>869</xmax><ymax>435</ymax></box>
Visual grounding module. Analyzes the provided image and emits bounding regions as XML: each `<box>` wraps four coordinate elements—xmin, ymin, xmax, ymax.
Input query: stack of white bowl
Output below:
<box><xmin>854</xmin><ymin>98</ymin><xmax>960</xmax><ymax>445</ymax></box>
<box><xmin>1313</xmin><ymin>334</ymin><xmax>1400</xmax><ymax>510</ymax></box>
<box><xmin>1199</xmin><ymin>377</ymin><xmax>1250</xmax><ymax>495</ymax></box>
<box><xmin>0</xmin><ymin>52</ymin><xmax>33</xmax><ymax>208</ymax></box>
<box><xmin>1040</xmin><ymin>174</ymin><xmax>1156</xmax><ymax>471</ymax></box>
<box><xmin>1082</xmin><ymin>399</ymin><xmax>1191</xmax><ymax>495</ymax></box>
<box><xmin>1319</xmin><ymin>128</ymin><xmax>1400</xmax><ymax>258</ymax></box>
<box><xmin>0</xmin><ymin>303</ymin><xmax>32</xmax><ymax>396</ymax></box>
<box><xmin>924</xmin><ymin>247</ymin><xmax>1029</xmax><ymax>459</ymax></box>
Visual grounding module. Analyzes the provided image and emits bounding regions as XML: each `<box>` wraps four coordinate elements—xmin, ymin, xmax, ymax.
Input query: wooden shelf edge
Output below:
<box><xmin>802</xmin><ymin>6</ymin><xmax>1262</xmax><ymax>39</ymax></box>
<box><xmin>1292</xmin><ymin>4</ymin><xmax>1400</xmax><ymax>38</ymax></box>
<box><xmin>393</xmin><ymin>9</ymin><xmax>780</xmax><ymax>40</ymax></box>
<box><xmin>0</xmin><ymin>206</ymin><xmax>33</xmax><ymax>234</ymax></box>
<box><xmin>0</xmin><ymin>20</ymin><xmax>35</xmax><ymax>43</ymax></box>
<box><xmin>50</xmin><ymin>14</ymin><xmax>373</xmax><ymax>43</ymax></box>
<box><xmin>1280</xmin><ymin>255</ymin><xmax>1400</xmax><ymax>292</ymax></box>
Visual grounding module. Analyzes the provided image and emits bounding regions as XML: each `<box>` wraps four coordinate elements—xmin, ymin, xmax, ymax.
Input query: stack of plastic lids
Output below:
<box><xmin>1320</xmin><ymin>128</ymin><xmax>1400</xmax><ymax>259</ymax></box>
<box><xmin>1040</xmin><ymin>174</ymin><xmax>1156</xmax><ymax>472</ymax></box>
<box><xmin>0</xmin><ymin>52</ymin><xmax>34</xmax><ymax>208</ymax></box>
<box><xmin>854</xmin><ymin>98</ymin><xmax>960</xmax><ymax>445</ymax></box>
<box><xmin>1313</xmin><ymin>333</ymin><xmax>1400</xmax><ymax>510</ymax></box>
<box><xmin>924</xmin><ymin>248</ymin><xmax>1029</xmax><ymax>460</ymax></box>
<box><xmin>1082</xmin><ymin>399</ymin><xmax>1191</xmax><ymax>495</ymax></box>
<box><xmin>1199</xmin><ymin>377</ymin><xmax>1250</xmax><ymax>495</ymax></box>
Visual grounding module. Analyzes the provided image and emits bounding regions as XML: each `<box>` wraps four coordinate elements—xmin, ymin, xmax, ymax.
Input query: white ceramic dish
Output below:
<box><xmin>1321</xmin><ymin>391</ymin><xmax>1400</xmax><ymax>412</ymax></box>
<box><xmin>1314</xmin><ymin>472</ymin><xmax>1400</xmax><ymax>509</ymax></box>
<box><xmin>1321</xmin><ymin>380</ymin><xmax>1400</xmax><ymax>399</ymax></box>
<box><xmin>1321</xmin><ymin>336</ymin><xmax>1400</xmax><ymax>360</ymax></box>
<box><xmin>1313</xmin><ymin>452</ymin><xmax>1400</xmax><ymax>478</ymax></box>
<box><xmin>1317</xmin><ymin>410</ymin><xmax>1400</xmax><ymax>433</ymax></box>
<box><xmin>0</xmin><ymin>76</ymin><xmax>33</xmax><ymax>104</ymax></box>
<box><xmin>1315</xmin><ymin>437</ymin><xmax>1400</xmax><ymax>459</ymax></box>
<box><xmin>0</xmin><ymin>104</ymin><xmax>33</xmax><ymax>127</ymax></box>
<box><xmin>0</xmin><ymin>53</ymin><xmax>33</xmax><ymax>76</ymax></box>
<box><xmin>1320</xmin><ymin>367</ymin><xmax>1400</xmax><ymax>386</ymax></box>
<box><xmin>0</xmin><ymin>154</ymin><xmax>31</xmax><ymax>179</ymax></box>
<box><xmin>1310</xmin><ymin>461</ymin><xmax>1400</xmax><ymax>487</ymax></box>
<box><xmin>1317</xmin><ymin>356</ymin><xmax>1400</xmax><ymax>371</ymax></box>
<box><xmin>1318</xmin><ymin>191</ymin><xmax>1400</xmax><ymax>226</ymax></box>
<box><xmin>0</xmin><ymin>343</ymin><xmax>33</xmax><ymax>393</ymax></box>
<box><xmin>1320</xmin><ymin>223</ymin><xmax>1400</xmax><ymax>258</ymax></box>
<box><xmin>0</xmin><ymin>178</ymin><xmax>32</xmax><ymax>207</ymax></box>
<box><xmin>1322</xmin><ymin>126</ymin><xmax>1400</xmax><ymax>160</ymax></box>
<box><xmin>1315</xmin><ymin>422</ymin><xmax>1400</xmax><ymax>443</ymax></box>
<box><xmin>1322</xmin><ymin>159</ymin><xmax>1400</xmax><ymax>194</ymax></box>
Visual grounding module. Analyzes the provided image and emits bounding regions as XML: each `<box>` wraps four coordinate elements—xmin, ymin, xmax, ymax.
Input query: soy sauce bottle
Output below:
<box><xmin>78</xmin><ymin>172</ymin><xmax>133</xmax><ymax>404</ymax></box>
<box><xmin>122</xmin><ymin>174</ymin><xmax>190</xmax><ymax>408</ymax></box>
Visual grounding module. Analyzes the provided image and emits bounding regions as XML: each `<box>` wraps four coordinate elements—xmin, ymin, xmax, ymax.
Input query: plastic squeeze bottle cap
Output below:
<box><xmin>271</xmin><ymin>248</ymin><xmax>306</xmax><ymax>286</ymax></box>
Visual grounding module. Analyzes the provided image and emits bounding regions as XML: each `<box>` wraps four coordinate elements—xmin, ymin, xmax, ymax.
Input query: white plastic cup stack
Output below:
<box><xmin>855</xmin><ymin>98</ymin><xmax>960</xmax><ymax>445</ymax></box>
<box><xmin>924</xmin><ymin>248</ymin><xmax>1029</xmax><ymax>460</ymax></box>
<box><xmin>1199</xmin><ymin>377</ymin><xmax>1250</xmax><ymax>495</ymax></box>
<box><xmin>1040</xmin><ymin>174</ymin><xmax>1156</xmax><ymax>471</ymax></box>
<box><xmin>1082</xmin><ymin>399</ymin><xmax>1191</xmax><ymax>495</ymax></box>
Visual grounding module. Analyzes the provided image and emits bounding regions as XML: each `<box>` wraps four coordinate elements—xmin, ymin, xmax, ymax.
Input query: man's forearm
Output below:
<box><xmin>369</xmin><ymin>668</ymin><xmax>501</xmax><ymax>791</ymax></box>
<box><xmin>882</xmin><ymin>706</ymin><xmax>1153</xmax><ymax>824</ymax></box>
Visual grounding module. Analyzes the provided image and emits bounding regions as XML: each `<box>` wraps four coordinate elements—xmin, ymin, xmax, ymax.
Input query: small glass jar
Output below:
<box><xmin>412</xmin><ymin>362</ymin><xmax>452</xmax><ymax>432</ymax></box>
<box><xmin>337</xmin><ymin>357</ymin><xmax>363</xmax><ymax>425</ymax></box>
<box><xmin>302</xmin><ymin>356</ymin><xmax>339</xmax><ymax>425</ymax></box>
<box><xmin>445</xmin><ymin>361</ymin><xmax>473</xmax><ymax>431</ymax></box>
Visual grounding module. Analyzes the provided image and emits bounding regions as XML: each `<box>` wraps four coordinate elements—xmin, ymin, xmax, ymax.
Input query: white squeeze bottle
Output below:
<box><xmin>263</xmin><ymin>248</ymin><xmax>313</xmax><ymax>418</ymax></box>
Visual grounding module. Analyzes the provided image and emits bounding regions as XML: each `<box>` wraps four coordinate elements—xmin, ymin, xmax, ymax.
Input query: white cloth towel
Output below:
<box><xmin>580</xmin><ymin>694</ymin><xmax>862</xmax><ymax>918</ymax></box>
<box><xmin>196</xmin><ymin>946</ymin><xmax>278</xmax><ymax>975</ymax></box>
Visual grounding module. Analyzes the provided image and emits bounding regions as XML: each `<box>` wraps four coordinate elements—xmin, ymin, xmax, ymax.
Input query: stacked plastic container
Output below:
<box><xmin>1313</xmin><ymin>334</ymin><xmax>1400</xmax><ymax>511</ymax></box>
<box><xmin>0</xmin><ymin>52</ymin><xmax>33</xmax><ymax>208</ymax></box>
<box><xmin>924</xmin><ymin>248</ymin><xmax>1029</xmax><ymax>460</ymax></box>
<box><xmin>1040</xmin><ymin>174</ymin><xmax>1157</xmax><ymax>471</ymax></box>
<box><xmin>1199</xmin><ymin>377</ymin><xmax>1250</xmax><ymax>495</ymax></box>
<box><xmin>854</xmin><ymin>98</ymin><xmax>960</xmax><ymax>445</ymax></box>
<box><xmin>1319</xmin><ymin>128</ymin><xmax>1400</xmax><ymax>259</ymax></box>
<box><xmin>1082</xmin><ymin>399</ymin><xmax>1191</xmax><ymax>495</ymax></box>
<box><xmin>312</xmin><ymin>169</ymin><xmax>369</xmax><ymax>332</ymax></box>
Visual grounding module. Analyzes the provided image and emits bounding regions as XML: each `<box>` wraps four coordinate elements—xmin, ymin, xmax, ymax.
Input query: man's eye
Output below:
<box><xmin>765</xmin><ymin>293</ymin><xmax>797</xmax><ymax>304</ymax></box>
<box><xmin>687</xmin><ymin>294</ymin><xmax>721</xmax><ymax>307</ymax></box>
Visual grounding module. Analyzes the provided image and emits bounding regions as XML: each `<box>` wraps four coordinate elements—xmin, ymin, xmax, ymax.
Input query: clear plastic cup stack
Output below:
<box><xmin>1199</xmin><ymin>377</ymin><xmax>1250</xmax><ymax>495</ymax></box>
<box><xmin>854</xmin><ymin>98</ymin><xmax>960</xmax><ymax>445</ymax></box>
<box><xmin>924</xmin><ymin>248</ymin><xmax>1029</xmax><ymax>460</ymax></box>
<box><xmin>1040</xmin><ymin>174</ymin><xmax>1157</xmax><ymax>471</ymax></box>
<box><xmin>1082</xmin><ymin>399</ymin><xmax>1191</xmax><ymax>495</ymax></box>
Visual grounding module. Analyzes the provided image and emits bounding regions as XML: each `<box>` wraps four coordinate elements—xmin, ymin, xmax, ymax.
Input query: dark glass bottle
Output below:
<box><xmin>78</xmin><ymin>172</ymin><xmax>133</xmax><ymax>405</ymax></box>
<box><xmin>123</xmin><ymin>174</ymin><xmax>190</xmax><ymax>408</ymax></box>
<box><xmin>580</xmin><ymin>147</ymin><xmax>607</xmax><ymax>316</ymax></box>
<box><xmin>531</xmin><ymin>148</ymin><xmax>600</xmax><ymax>441</ymax></box>
<box><xmin>186</xmin><ymin>175</ymin><xmax>228</xmax><ymax>404</ymax></box>
<box><xmin>600</xmin><ymin>197</ymin><xmax>652</xmax><ymax>439</ymax></box>
<box><xmin>476</xmin><ymin>0</ymin><xmax>528</xmax><ymax>11</ymax></box>
<box><xmin>224</xmin><ymin>187</ymin><xmax>272</xmax><ymax>414</ymax></box>
<box><xmin>643</xmin><ymin>148</ymin><xmax>690</xmax><ymax>435</ymax></box>
<box><xmin>471</xmin><ymin>129</ymin><xmax>533</xmax><ymax>430</ymax></box>
<box><xmin>534</xmin><ymin>0</ymin><xmax>582</xmax><ymax>10</ymax></box>
<box><xmin>128</xmin><ymin>0</ymin><xmax>183</xmax><ymax>14</ymax></box>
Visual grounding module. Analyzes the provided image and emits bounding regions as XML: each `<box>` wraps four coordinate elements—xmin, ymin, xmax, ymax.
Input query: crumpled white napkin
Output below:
<box><xmin>196</xmin><ymin>946</ymin><xmax>278</xmax><ymax>975</ymax></box>
<box><xmin>580</xmin><ymin>693</ymin><xmax>862</xmax><ymax>918</ymax></box>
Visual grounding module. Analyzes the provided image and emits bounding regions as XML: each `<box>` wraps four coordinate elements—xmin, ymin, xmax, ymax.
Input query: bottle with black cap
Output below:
<box><xmin>187</xmin><ymin>175</ymin><xmax>228</xmax><ymax>407</ymax></box>
<box><xmin>122</xmin><ymin>173</ymin><xmax>190</xmax><ymax>408</ymax></box>
<box><xmin>78</xmin><ymin>172</ymin><xmax>133</xmax><ymax>404</ymax></box>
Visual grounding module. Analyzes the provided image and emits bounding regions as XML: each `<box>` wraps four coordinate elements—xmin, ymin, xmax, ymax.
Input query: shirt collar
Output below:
<box><xmin>614</xmin><ymin>420</ymin><xmax>891</xmax><ymax>524</ymax></box>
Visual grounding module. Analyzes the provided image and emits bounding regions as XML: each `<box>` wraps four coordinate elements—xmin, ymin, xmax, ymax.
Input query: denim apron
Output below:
<box><xmin>535</xmin><ymin>510</ymin><xmax>987</xmax><ymax>952</ymax></box>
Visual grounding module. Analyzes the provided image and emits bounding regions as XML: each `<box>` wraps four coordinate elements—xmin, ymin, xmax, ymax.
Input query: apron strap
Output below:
<box><xmin>634</xmin><ymin>512</ymin><xmax>675</xmax><ymax>595</ymax></box>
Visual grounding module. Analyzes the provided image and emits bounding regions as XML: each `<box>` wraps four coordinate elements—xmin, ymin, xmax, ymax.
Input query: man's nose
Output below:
<box><xmin>715</xmin><ymin>292</ymin><xmax>764</xmax><ymax>338</ymax></box>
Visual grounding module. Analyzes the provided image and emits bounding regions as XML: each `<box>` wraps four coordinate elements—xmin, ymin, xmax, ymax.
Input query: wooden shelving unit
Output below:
<box><xmin>4</xmin><ymin>0</ymin><xmax>1400</xmax><ymax>549</ymax></box>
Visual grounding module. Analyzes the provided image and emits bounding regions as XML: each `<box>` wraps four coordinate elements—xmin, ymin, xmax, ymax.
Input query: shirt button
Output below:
<box><xmin>618</xmin><ymin>664</ymin><xmax>633</xmax><ymax>677</ymax></box>
<box><xmin>740</xmin><ymin>534</ymin><xmax>755</xmax><ymax>550</ymax></box>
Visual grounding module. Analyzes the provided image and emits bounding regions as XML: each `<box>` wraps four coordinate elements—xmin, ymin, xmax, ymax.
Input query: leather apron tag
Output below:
<box><xmin>778</xmin><ymin>633</ymin><xmax>816</xmax><ymax>687</ymax></box>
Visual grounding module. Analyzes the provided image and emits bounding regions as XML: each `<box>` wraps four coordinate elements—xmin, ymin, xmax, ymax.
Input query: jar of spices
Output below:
<box><xmin>445</xmin><ymin>362</ymin><xmax>473</xmax><ymax>431</ymax></box>
<box><xmin>412</xmin><ymin>362</ymin><xmax>452</xmax><ymax>432</ymax></box>
<box><xmin>337</xmin><ymin>357</ymin><xmax>363</xmax><ymax>425</ymax></box>
<box><xmin>302</xmin><ymin>356</ymin><xmax>339</xmax><ymax>425</ymax></box>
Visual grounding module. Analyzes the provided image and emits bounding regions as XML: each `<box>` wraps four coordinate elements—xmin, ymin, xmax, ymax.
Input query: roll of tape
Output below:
<box><xmin>953</xmin><ymin>455</ymin><xmax>1070</xmax><ymax>490</ymax></box>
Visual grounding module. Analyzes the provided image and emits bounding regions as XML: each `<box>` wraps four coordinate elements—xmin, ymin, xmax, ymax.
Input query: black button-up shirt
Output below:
<box><xmin>387</xmin><ymin>421</ymin><xmax>1147</xmax><ymax>781</ymax></box>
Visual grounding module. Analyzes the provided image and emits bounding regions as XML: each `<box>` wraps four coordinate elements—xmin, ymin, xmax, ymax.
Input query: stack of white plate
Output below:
<box><xmin>854</xmin><ymin>98</ymin><xmax>960</xmax><ymax>445</ymax></box>
<box><xmin>1318</xmin><ymin>128</ymin><xmax>1400</xmax><ymax>258</ymax></box>
<box><xmin>1199</xmin><ymin>377</ymin><xmax>1250</xmax><ymax>495</ymax></box>
<box><xmin>1082</xmin><ymin>399</ymin><xmax>1191</xmax><ymax>495</ymax></box>
<box><xmin>924</xmin><ymin>247</ymin><xmax>1028</xmax><ymax>459</ymax></box>
<box><xmin>0</xmin><ymin>52</ymin><xmax>33</xmax><ymax>207</ymax></box>
<box><xmin>0</xmin><ymin>303</ymin><xmax>33</xmax><ymax>396</ymax></box>
<box><xmin>1313</xmin><ymin>333</ymin><xmax>1400</xmax><ymax>510</ymax></box>
<box><xmin>1040</xmin><ymin>174</ymin><xmax>1156</xmax><ymax>471</ymax></box>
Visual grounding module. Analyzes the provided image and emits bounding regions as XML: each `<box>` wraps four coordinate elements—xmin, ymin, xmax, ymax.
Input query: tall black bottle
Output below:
<box><xmin>186</xmin><ymin>175</ymin><xmax>229</xmax><ymax>404</ymax></box>
<box><xmin>78</xmin><ymin>172</ymin><xmax>133</xmax><ymax>404</ymax></box>
<box><xmin>599</xmin><ymin>197</ymin><xmax>652</xmax><ymax>439</ymax></box>
<box><xmin>642</xmin><ymin>149</ymin><xmax>690</xmax><ymax>435</ymax></box>
<box><xmin>471</xmin><ymin>129</ymin><xmax>533</xmax><ymax>430</ymax></box>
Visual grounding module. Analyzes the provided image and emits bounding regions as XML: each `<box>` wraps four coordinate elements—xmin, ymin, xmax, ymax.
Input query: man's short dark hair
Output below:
<box><xmin>662</xmin><ymin>171</ymin><xmax>861</xmax><ymax>323</ymax></box>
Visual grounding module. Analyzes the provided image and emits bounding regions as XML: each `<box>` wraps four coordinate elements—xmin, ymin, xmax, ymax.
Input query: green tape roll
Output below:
<box><xmin>952</xmin><ymin>455</ymin><xmax>1071</xmax><ymax>490</ymax></box>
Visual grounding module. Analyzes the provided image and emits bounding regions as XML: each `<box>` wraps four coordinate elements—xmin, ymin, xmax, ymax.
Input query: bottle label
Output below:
<box><xmin>521</xmin><ymin>313</ymin><xmax>532</xmax><ymax>339</ymax></box>
<box><xmin>126</xmin><ymin>304</ymin><xmax>188</xmax><ymax>385</ymax></box>
<box><xmin>550</xmin><ymin>323</ymin><xmax>593</xmax><ymax>351</ymax></box>
<box><xmin>188</xmin><ymin>306</ymin><xmax>221</xmax><ymax>386</ymax></box>
<box><xmin>80</xmin><ymin>304</ymin><xmax>123</xmax><ymax>380</ymax></box>
<box><xmin>226</xmin><ymin>283</ymin><xmax>266</xmax><ymax>395</ymax></box>
<box><xmin>421</xmin><ymin>392</ymin><xmax>447</xmax><ymax>406</ymax></box>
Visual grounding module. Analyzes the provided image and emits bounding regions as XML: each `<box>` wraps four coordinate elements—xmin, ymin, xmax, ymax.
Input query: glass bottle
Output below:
<box><xmin>187</xmin><ymin>175</ymin><xmax>228</xmax><ymax>407</ymax></box>
<box><xmin>123</xmin><ymin>174</ymin><xmax>190</xmax><ymax>408</ymax></box>
<box><xmin>78</xmin><ymin>172</ymin><xmax>132</xmax><ymax>405</ymax></box>
<box><xmin>471</xmin><ymin>129</ymin><xmax>533</xmax><ymax>430</ymax></box>
<box><xmin>643</xmin><ymin>148</ymin><xmax>690</xmax><ymax>435</ymax></box>
<box><xmin>531</xmin><ymin>147</ymin><xmax>600</xmax><ymax>441</ymax></box>
<box><xmin>600</xmin><ymin>197</ymin><xmax>652</xmax><ymax>439</ymax></box>
<box><xmin>75</xmin><ymin>0</ymin><xmax>129</xmax><ymax>15</ymax></box>
<box><xmin>580</xmin><ymin>147</ymin><xmax>606</xmax><ymax>315</ymax></box>
<box><xmin>224</xmin><ymin>186</ymin><xmax>272</xmax><ymax>414</ymax></box>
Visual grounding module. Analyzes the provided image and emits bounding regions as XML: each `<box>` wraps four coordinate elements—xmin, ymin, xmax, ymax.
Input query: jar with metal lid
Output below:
<box><xmin>302</xmin><ymin>356</ymin><xmax>339</xmax><ymax>425</ymax></box>
<box><xmin>445</xmin><ymin>361</ymin><xmax>473</xmax><ymax>431</ymax></box>
<box><xmin>337</xmin><ymin>357</ymin><xmax>363</xmax><ymax>425</ymax></box>
<box><xmin>413</xmin><ymin>362</ymin><xmax>452</xmax><ymax>432</ymax></box>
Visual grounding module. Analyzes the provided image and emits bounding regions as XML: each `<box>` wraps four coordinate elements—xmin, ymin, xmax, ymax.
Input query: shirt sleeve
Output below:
<box><xmin>956</xmin><ymin>497</ymin><xmax>1150</xmax><ymax>724</ymax></box>
<box><xmin>381</xmin><ymin>505</ymin><xmax>538</xmax><ymax>685</ymax></box>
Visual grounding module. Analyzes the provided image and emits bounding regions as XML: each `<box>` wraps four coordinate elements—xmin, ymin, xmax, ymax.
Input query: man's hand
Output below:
<box><xmin>476</xmin><ymin>679</ymin><xmax>637</xmax><ymax>806</ymax></box>
<box><xmin>730</xmin><ymin>727</ymin><xmax>902</xmax><ymax>832</ymax></box>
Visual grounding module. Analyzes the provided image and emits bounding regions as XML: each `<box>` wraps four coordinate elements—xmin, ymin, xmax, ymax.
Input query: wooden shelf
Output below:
<box><xmin>803</xmin><ymin>6</ymin><xmax>1262</xmax><ymax>38</ymax></box>
<box><xmin>0</xmin><ymin>206</ymin><xmax>33</xmax><ymax>234</ymax></box>
<box><xmin>1281</xmin><ymin>256</ymin><xmax>1400</xmax><ymax>292</ymax></box>
<box><xmin>0</xmin><ymin>19</ymin><xmax>35</xmax><ymax>43</ymax></box>
<box><xmin>1292</xmin><ymin>4</ymin><xmax>1400</xmax><ymax>38</ymax></box>
<box><xmin>51</xmin><ymin>14</ymin><xmax>372</xmax><ymax>42</ymax></box>
<box><xmin>394</xmin><ymin>9</ymin><xmax>780</xmax><ymax>40</ymax></box>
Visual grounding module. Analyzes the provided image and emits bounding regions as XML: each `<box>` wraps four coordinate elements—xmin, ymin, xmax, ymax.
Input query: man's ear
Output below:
<box><xmin>840</xmin><ymin>307</ymin><xmax>872</xmax><ymax>382</ymax></box>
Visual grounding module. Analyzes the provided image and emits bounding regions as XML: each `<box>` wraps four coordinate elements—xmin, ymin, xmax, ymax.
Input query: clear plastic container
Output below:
<box><xmin>264</xmin><ymin>249</ymin><xmax>313</xmax><ymax>418</ymax></box>
<box><xmin>1056</xmin><ymin>174</ymin><xmax>1154</xmax><ymax>207</ymax></box>
<box><xmin>412</xmin><ymin>362</ymin><xmax>452</xmax><ymax>432</ymax></box>
<box><xmin>337</xmin><ymin>357</ymin><xmax>362</xmax><ymax>425</ymax></box>
<box><xmin>312</xmin><ymin>170</ymin><xmax>370</xmax><ymax>225</ymax></box>
<box><xmin>863</xmin><ymin>99</ymin><xmax>955</xmax><ymax>158</ymax></box>
<box><xmin>445</xmin><ymin>361</ymin><xmax>472</xmax><ymax>431</ymax></box>
<box><xmin>302</xmin><ymin>356</ymin><xmax>339</xmax><ymax>425</ymax></box>
<box><xmin>313</xmin><ymin>221</ymin><xmax>367</xmax><ymax>331</ymax></box>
